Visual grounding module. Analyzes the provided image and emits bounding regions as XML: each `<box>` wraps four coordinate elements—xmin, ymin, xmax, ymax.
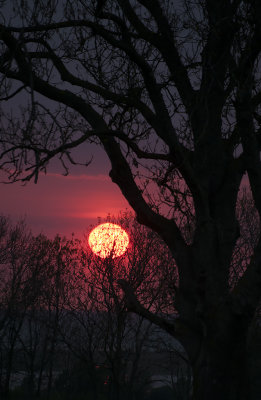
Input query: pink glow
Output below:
<box><xmin>0</xmin><ymin>171</ymin><xmax>129</xmax><ymax>238</ymax></box>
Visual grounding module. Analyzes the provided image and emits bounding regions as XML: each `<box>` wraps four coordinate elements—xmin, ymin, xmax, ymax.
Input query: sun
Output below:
<box><xmin>88</xmin><ymin>223</ymin><xmax>129</xmax><ymax>259</ymax></box>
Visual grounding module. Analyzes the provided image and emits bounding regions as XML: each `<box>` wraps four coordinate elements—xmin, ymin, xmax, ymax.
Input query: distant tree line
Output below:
<box><xmin>0</xmin><ymin>212</ymin><xmax>191</xmax><ymax>400</ymax></box>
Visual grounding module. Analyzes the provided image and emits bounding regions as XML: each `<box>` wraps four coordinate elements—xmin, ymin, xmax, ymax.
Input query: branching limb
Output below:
<box><xmin>118</xmin><ymin>278</ymin><xmax>177</xmax><ymax>337</ymax></box>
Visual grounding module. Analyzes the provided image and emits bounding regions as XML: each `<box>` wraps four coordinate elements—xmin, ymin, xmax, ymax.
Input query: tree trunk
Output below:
<box><xmin>192</xmin><ymin>321</ymin><xmax>250</xmax><ymax>400</ymax></box>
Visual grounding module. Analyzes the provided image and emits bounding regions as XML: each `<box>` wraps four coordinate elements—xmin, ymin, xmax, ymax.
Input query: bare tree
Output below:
<box><xmin>0</xmin><ymin>221</ymin><xmax>76</xmax><ymax>399</ymax></box>
<box><xmin>1</xmin><ymin>1</ymin><xmax>261</xmax><ymax>398</ymax></box>
<box><xmin>0</xmin><ymin>218</ymin><xmax>32</xmax><ymax>397</ymax></box>
<box><xmin>0</xmin><ymin>219</ymin><xmax>53</xmax><ymax>397</ymax></box>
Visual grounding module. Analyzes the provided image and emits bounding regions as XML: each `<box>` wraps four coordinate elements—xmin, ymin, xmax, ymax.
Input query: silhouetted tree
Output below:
<box><xmin>0</xmin><ymin>218</ymin><xmax>33</xmax><ymax>397</ymax></box>
<box><xmin>1</xmin><ymin>1</ymin><xmax>261</xmax><ymax>398</ymax></box>
<box><xmin>0</xmin><ymin>220</ymin><xmax>77</xmax><ymax>399</ymax></box>
<box><xmin>0</xmin><ymin>219</ymin><xmax>54</xmax><ymax>397</ymax></box>
<box><xmin>19</xmin><ymin>235</ymin><xmax>76</xmax><ymax>399</ymax></box>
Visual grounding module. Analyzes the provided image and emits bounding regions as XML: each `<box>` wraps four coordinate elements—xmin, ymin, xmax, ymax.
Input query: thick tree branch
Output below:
<box><xmin>136</xmin><ymin>0</ymin><xmax>196</xmax><ymax>115</ymax></box>
<box><xmin>0</xmin><ymin>27</ymin><xmax>189</xmax><ymax>257</ymax></box>
<box><xmin>118</xmin><ymin>279</ymin><xmax>181</xmax><ymax>340</ymax></box>
<box><xmin>103</xmin><ymin>135</ymin><xmax>188</xmax><ymax>255</ymax></box>
<box><xmin>1</xmin><ymin>25</ymin><xmax>207</xmax><ymax>216</ymax></box>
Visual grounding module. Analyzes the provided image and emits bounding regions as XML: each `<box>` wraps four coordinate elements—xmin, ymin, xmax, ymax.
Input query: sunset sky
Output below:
<box><xmin>0</xmin><ymin>144</ymin><xmax>129</xmax><ymax>238</ymax></box>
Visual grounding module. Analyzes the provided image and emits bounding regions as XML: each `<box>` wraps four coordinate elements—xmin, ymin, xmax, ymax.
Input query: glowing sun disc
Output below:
<box><xmin>88</xmin><ymin>223</ymin><xmax>129</xmax><ymax>258</ymax></box>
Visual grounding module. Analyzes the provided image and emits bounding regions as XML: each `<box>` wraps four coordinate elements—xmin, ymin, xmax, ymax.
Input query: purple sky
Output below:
<box><xmin>0</xmin><ymin>147</ymin><xmax>129</xmax><ymax>238</ymax></box>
